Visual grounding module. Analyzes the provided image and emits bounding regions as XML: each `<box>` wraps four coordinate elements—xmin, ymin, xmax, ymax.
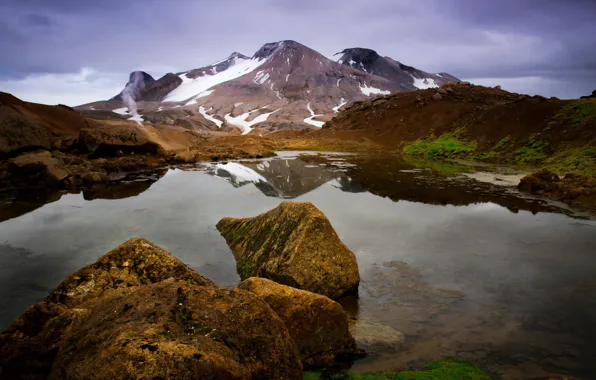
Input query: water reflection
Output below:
<box><xmin>0</xmin><ymin>153</ymin><xmax>595</xmax><ymax>378</ymax></box>
<box><xmin>205</xmin><ymin>157</ymin><xmax>342</xmax><ymax>198</ymax></box>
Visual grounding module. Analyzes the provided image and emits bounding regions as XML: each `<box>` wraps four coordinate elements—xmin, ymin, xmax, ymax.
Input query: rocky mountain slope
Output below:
<box><xmin>77</xmin><ymin>40</ymin><xmax>459</xmax><ymax>134</ymax></box>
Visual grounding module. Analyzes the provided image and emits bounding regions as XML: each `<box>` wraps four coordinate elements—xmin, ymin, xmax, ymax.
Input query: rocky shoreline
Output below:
<box><xmin>0</xmin><ymin>92</ymin><xmax>276</xmax><ymax>195</ymax></box>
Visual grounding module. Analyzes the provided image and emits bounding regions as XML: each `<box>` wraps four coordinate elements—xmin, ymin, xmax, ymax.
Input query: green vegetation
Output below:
<box><xmin>469</xmin><ymin>136</ymin><xmax>512</xmax><ymax>161</ymax></box>
<box><xmin>512</xmin><ymin>136</ymin><xmax>550</xmax><ymax>164</ymax></box>
<box><xmin>303</xmin><ymin>359</ymin><xmax>490</xmax><ymax>380</ymax></box>
<box><xmin>403</xmin><ymin>129</ymin><xmax>477</xmax><ymax>159</ymax></box>
<box><xmin>547</xmin><ymin>100</ymin><xmax>596</xmax><ymax>131</ymax></box>
<box><xmin>543</xmin><ymin>145</ymin><xmax>596</xmax><ymax>176</ymax></box>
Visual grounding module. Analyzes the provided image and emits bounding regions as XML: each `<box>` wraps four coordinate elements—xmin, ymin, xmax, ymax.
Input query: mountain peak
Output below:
<box><xmin>252</xmin><ymin>40</ymin><xmax>310</xmax><ymax>60</ymax></box>
<box><xmin>110</xmin><ymin>71</ymin><xmax>155</xmax><ymax>101</ymax></box>
<box><xmin>336</xmin><ymin>48</ymin><xmax>381</xmax><ymax>69</ymax></box>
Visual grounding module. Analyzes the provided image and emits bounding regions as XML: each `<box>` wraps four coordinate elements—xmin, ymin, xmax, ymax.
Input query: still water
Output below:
<box><xmin>1</xmin><ymin>152</ymin><xmax>595</xmax><ymax>378</ymax></box>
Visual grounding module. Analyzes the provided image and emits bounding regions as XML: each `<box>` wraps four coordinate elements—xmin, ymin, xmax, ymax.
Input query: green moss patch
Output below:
<box><xmin>512</xmin><ymin>137</ymin><xmax>550</xmax><ymax>164</ymax></box>
<box><xmin>543</xmin><ymin>145</ymin><xmax>596</xmax><ymax>176</ymax></box>
<box><xmin>304</xmin><ymin>359</ymin><xmax>490</xmax><ymax>380</ymax></box>
<box><xmin>548</xmin><ymin>101</ymin><xmax>596</xmax><ymax>130</ymax></box>
<box><xmin>403</xmin><ymin>129</ymin><xmax>477</xmax><ymax>159</ymax></box>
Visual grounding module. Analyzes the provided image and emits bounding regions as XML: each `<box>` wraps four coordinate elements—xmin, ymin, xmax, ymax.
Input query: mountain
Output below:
<box><xmin>335</xmin><ymin>48</ymin><xmax>459</xmax><ymax>90</ymax></box>
<box><xmin>76</xmin><ymin>40</ymin><xmax>459</xmax><ymax>134</ymax></box>
<box><xmin>111</xmin><ymin>71</ymin><xmax>156</xmax><ymax>102</ymax></box>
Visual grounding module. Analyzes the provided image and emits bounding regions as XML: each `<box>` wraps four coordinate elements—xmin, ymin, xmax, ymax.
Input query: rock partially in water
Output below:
<box><xmin>217</xmin><ymin>201</ymin><xmax>360</xmax><ymax>299</ymax></box>
<box><xmin>0</xmin><ymin>239</ymin><xmax>304</xmax><ymax>379</ymax></box>
<box><xmin>47</xmin><ymin>281</ymin><xmax>302</xmax><ymax>380</ymax></box>
<box><xmin>518</xmin><ymin>170</ymin><xmax>596</xmax><ymax>210</ymax></box>
<box><xmin>518</xmin><ymin>169</ymin><xmax>560</xmax><ymax>193</ymax></box>
<box><xmin>239</xmin><ymin>277</ymin><xmax>364</xmax><ymax>369</ymax></box>
<box><xmin>8</xmin><ymin>151</ymin><xmax>70</xmax><ymax>186</ymax></box>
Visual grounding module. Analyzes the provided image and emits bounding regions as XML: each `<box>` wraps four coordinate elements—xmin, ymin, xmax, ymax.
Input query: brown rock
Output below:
<box><xmin>81</xmin><ymin>171</ymin><xmax>108</xmax><ymax>183</ymax></box>
<box><xmin>518</xmin><ymin>169</ymin><xmax>560</xmax><ymax>193</ymax></box>
<box><xmin>239</xmin><ymin>277</ymin><xmax>363</xmax><ymax>369</ymax></box>
<box><xmin>0</xmin><ymin>238</ymin><xmax>303</xmax><ymax>380</ymax></box>
<box><xmin>432</xmin><ymin>93</ymin><xmax>443</xmax><ymax>101</ymax></box>
<box><xmin>9</xmin><ymin>150</ymin><xmax>69</xmax><ymax>185</ymax></box>
<box><xmin>438</xmin><ymin>88</ymin><xmax>448</xmax><ymax>95</ymax></box>
<box><xmin>48</xmin><ymin>281</ymin><xmax>302</xmax><ymax>380</ymax></box>
<box><xmin>217</xmin><ymin>201</ymin><xmax>360</xmax><ymax>299</ymax></box>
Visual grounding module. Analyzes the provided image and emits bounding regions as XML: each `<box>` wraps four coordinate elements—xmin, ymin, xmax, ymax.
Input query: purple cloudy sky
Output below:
<box><xmin>1</xmin><ymin>0</ymin><xmax>595</xmax><ymax>105</ymax></box>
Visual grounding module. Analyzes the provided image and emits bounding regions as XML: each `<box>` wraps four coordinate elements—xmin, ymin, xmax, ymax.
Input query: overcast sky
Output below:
<box><xmin>1</xmin><ymin>0</ymin><xmax>595</xmax><ymax>105</ymax></box>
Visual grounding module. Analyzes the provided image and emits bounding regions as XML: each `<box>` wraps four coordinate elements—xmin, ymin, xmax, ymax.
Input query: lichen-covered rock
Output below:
<box><xmin>239</xmin><ymin>277</ymin><xmax>364</xmax><ymax>369</ymax></box>
<box><xmin>46</xmin><ymin>238</ymin><xmax>214</xmax><ymax>309</ymax></box>
<box><xmin>48</xmin><ymin>281</ymin><xmax>302</xmax><ymax>380</ymax></box>
<box><xmin>0</xmin><ymin>238</ymin><xmax>234</xmax><ymax>379</ymax></box>
<box><xmin>217</xmin><ymin>201</ymin><xmax>360</xmax><ymax>299</ymax></box>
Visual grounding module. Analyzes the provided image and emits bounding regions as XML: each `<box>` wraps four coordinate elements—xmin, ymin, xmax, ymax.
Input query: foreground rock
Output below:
<box><xmin>217</xmin><ymin>201</ymin><xmax>360</xmax><ymax>299</ymax></box>
<box><xmin>0</xmin><ymin>238</ymin><xmax>303</xmax><ymax>380</ymax></box>
<box><xmin>518</xmin><ymin>170</ymin><xmax>596</xmax><ymax>210</ymax></box>
<box><xmin>239</xmin><ymin>277</ymin><xmax>364</xmax><ymax>369</ymax></box>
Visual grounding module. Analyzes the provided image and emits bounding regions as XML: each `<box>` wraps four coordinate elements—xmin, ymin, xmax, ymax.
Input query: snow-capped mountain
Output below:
<box><xmin>77</xmin><ymin>40</ymin><xmax>459</xmax><ymax>134</ymax></box>
<box><xmin>335</xmin><ymin>48</ymin><xmax>459</xmax><ymax>90</ymax></box>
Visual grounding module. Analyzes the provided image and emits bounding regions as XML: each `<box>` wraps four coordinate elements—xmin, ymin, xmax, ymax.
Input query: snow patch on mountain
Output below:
<box><xmin>271</xmin><ymin>83</ymin><xmax>282</xmax><ymax>100</ymax></box>
<box><xmin>225</xmin><ymin>107</ymin><xmax>280</xmax><ymax>134</ymax></box>
<box><xmin>333</xmin><ymin>98</ymin><xmax>347</xmax><ymax>113</ymax></box>
<box><xmin>128</xmin><ymin>114</ymin><xmax>144</xmax><ymax>125</ymax></box>
<box><xmin>199</xmin><ymin>106</ymin><xmax>223</xmax><ymax>128</ymax></box>
<box><xmin>359</xmin><ymin>82</ymin><xmax>391</xmax><ymax>96</ymax></box>
<box><xmin>112</xmin><ymin>107</ymin><xmax>129</xmax><ymax>115</ymax></box>
<box><xmin>411</xmin><ymin>75</ymin><xmax>438</xmax><ymax>90</ymax></box>
<box><xmin>163</xmin><ymin>58</ymin><xmax>266</xmax><ymax>102</ymax></box>
<box><xmin>185</xmin><ymin>90</ymin><xmax>215</xmax><ymax>105</ymax></box>
<box><xmin>253</xmin><ymin>71</ymin><xmax>270</xmax><ymax>84</ymax></box>
<box><xmin>304</xmin><ymin>102</ymin><xmax>324</xmax><ymax>128</ymax></box>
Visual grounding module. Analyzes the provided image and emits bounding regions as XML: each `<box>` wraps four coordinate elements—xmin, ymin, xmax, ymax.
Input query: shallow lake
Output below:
<box><xmin>1</xmin><ymin>152</ymin><xmax>595</xmax><ymax>378</ymax></box>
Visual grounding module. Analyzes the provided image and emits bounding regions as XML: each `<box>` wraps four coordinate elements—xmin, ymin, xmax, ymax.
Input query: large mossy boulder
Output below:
<box><xmin>0</xmin><ymin>238</ymin><xmax>303</xmax><ymax>380</ymax></box>
<box><xmin>47</xmin><ymin>281</ymin><xmax>302</xmax><ymax>380</ymax></box>
<box><xmin>217</xmin><ymin>201</ymin><xmax>360</xmax><ymax>299</ymax></box>
<box><xmin>239</xmin><ymin>277</ymin><xmax>364</xmax><ymax>369</ymax></box>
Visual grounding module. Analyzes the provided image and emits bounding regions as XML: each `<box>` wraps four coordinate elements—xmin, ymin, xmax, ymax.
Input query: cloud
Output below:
<box><xmin>0</xmin><ymin>0</ymin><xmax>594</xmax><ymax>103</ymax></box>
<box><xmin>0</xmin><ymin>68</ymin><xmax>124</xmax><ymax>106</ymax></box>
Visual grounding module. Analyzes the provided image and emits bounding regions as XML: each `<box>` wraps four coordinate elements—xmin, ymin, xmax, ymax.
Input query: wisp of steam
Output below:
<box><xmin>122</xmin><ymin>72</ymin><xmax>144</xmax><ymax>126</ymax></box>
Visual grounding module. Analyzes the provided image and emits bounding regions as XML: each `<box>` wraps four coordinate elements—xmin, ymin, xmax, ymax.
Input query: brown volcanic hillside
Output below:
<box><xmin>0</xmin><ymin>92</ymin><xmax>94</xmax><ymax>157</ymax></box>
<box><xmin>322</xmin><ymin>83</ymin><xmax>596</xmax><ymax>170</ymax></box>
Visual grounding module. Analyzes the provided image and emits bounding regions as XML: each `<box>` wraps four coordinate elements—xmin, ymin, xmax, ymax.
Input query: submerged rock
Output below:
<box><xmin>239</xmin><ymin>277</ymin><xmax>364</xmax><ymax>369</ymax></box>
<box><xmin>217</xmin><ymin>201</ymin><xmax>360</xmax><ymax>299</ymax></box>
<box><xmin>0</xmin><ymin>238</ymin><xmax>303</xmax><ymax>379</ymax></box>
<box><xmin>349</xmin><ymin>320</ymin><xmax>405</xmax><ymax>350</ymax></box>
